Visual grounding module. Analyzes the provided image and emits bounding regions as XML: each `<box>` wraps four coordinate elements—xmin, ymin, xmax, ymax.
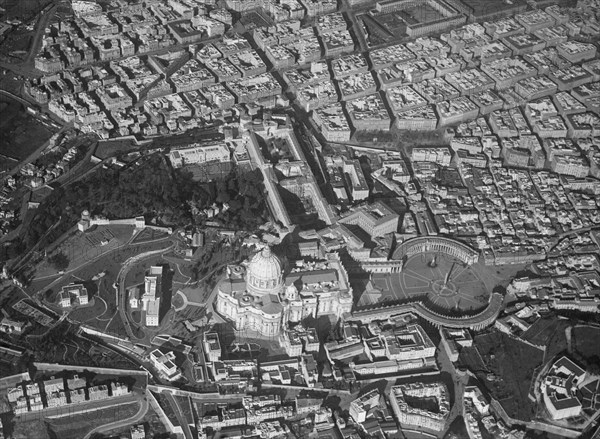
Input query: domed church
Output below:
<box><xmin>216</xmin><ymin>246</ymin><xmax>353</xmax><ymax>336</ymax></box>
<box><xmin>246</xmin><ymin>246</ymin><xmax>283</xmax><ymax>297</ymax></box>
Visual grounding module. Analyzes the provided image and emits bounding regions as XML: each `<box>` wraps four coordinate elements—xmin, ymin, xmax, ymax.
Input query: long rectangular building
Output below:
<box><xmin>169</xmin><ymin>143</ymin><xmax>231</xmax><ymax>168</ymax></box>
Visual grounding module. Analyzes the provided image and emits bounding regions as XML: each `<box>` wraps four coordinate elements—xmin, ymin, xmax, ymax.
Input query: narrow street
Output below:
<box><xmin>436</xmin><ymin>338</ymin><xmax>469</xmax><ymax>435</ymax></box>
<box><xmin>166</xmin><ymin>392</ymin><xmax>194</xmax><ymax>439</ymax></box>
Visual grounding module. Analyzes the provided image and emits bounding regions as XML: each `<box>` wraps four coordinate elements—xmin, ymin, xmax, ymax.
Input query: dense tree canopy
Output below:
<box><xmin>1</xmin><ymin>155</ymin><xmax>268</xmax><ymax>264</ymax></box>
<box><xmin>47</xmin><ymin>251</ymin><xmax>69</xmax><ymax>271</ymax></box>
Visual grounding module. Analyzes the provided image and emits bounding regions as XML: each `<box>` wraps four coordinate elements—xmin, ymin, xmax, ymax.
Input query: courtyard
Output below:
<box><xmin>362</xmin><ymin>252</ymin><xmax>493</xmax><ymax>313</ymax></box>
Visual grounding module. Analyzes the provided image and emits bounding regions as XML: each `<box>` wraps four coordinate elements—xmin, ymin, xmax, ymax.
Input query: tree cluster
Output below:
<box><xmin>0</xmin><ymin>156</ymin><xmax>268</xmax><ymax>265</ymax></box>
<box><xmin>47</xmin><ymin>251</ymin><xmax>69</xmax><ymax>271</ymax></box>
<box><xmin>184</xmin><ymin>168</ymin><xmax>268</xmax><ymax>230</ymax></box>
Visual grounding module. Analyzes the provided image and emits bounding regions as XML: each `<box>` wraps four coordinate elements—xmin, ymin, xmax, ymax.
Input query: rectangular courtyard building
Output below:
<box><xmin>58</xmin><ymin>284</ymin><xmax>89</xmax><ymax>308</ymax></box>
<box><xmin>283</xmin><ymin>62</ymin><xmax>330</xmax><ymax>93</ymax></box>
<box><xmin>386</xmin><ymin>85</ymin><xmax>428</xmax><ymax>114</ymax></box>
<box><xmin>503</xmin><ymin>33</ymin><xmax>546</xmax><ymax>55</ymax></box>
<box><xmin>169</xmin><ymin>143</ymin><xmax>231</xmax><ymax>168</ymax></box>
<box><xmin>515</xmin><ymin>9</ymin><xmax>556</xmax><ymax>33</ymax></box>
<box><xmin>445</xmin><ymin>68</ymin><xmax>495</xmax><ymax>96</ymax></box>
<box><xmin>339</xmin><ymin>201</ymin><xmax>399</xmax><ymax>237</ymax></box>
<box><xmin>338</xmin><ymin>71</ymin><xmax>377</xmax><ymax>101</ymax></box>
<box><xmin>395</xmin><ymin>105</ymin><xmax>438</xmax><ymax>131</ymax></box>
<box><xmin>332</xmin><ymin>54</ymin><xmax>369</xmax><ymax>79</ymax></box>
<box><xmin>389</xmin><ymin>383</ymin><xmax>449</xmax><ymax>432</ymax></box>
<box><xmin>425</xmin><ymin>55</ymin><xmax>464</xmax><ymax>78</ymax></box>
<box><xmin>414</xmin><ymin>78</ymin><xmax>460</xmax><ymax>104</ymax></box>
<box><xmin>346</xmin><ymin>93</ymin><xmax>391</xmax><ymax>132</ymax></box>
<box><xmin>484</xmin><ymin>17</ymin><xmax>524</xmax><ymax>40</ymax></box>
<box><xmin>312</xmin><ymin>103</ymin><xmax>352</xmax><ymax>142</ymax></box>
<box><xmin>470</xmin><ymin>89</ymin><xmax>504</xmax><ymax>115</ymax></box>
<box><xmin>373</xmin><ymin>0</ymin><xmax>465</xmax><ymax>37</ymax></box>
<box><xmin>437</xmin><ymin>96</ymin><xmax>480</xmax><ymax>127</ymax></box>
<box><xmin>295</xmin><ymin>81</ymin><xmax>338</xmax><ymax>112</ymax></box>
<box><xmin>228</xmin><ymin>73</ymin><xmax>282</xmax><ymax>105</ymax></box>
<box><xmin>370</xmin><ymin>43</ymin><xmax>415</xmax><ymax>70</ymax></box>
<box><xmin>377</xmin><ymin>59</ymin><xmax>436</xmax><ymax>91</ymax></box>
<box><xmin>384</xmin><ymin>324</ymin><xmax>436</xmax><ymax>361</ymax></box>
<box><xmin>549</xmin><ymin>65</ymin><xmax>594</xmax><ymax>92</ymax></box>
<box><xmin>556</xmin><ymin>41</ymin><xmax>597</xmax><ymax>64</ymax></box>
<box><xmin>481</xmin><ymin>57</ymin><xmax>537</xmax><ymax>90</ymax></box>
<box><xmin>449</xmin><ymin>0</ymin><xmax>527</xmax><ymax>22</ymax></box>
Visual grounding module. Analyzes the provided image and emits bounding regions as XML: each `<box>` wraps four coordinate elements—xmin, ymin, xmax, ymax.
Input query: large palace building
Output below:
<box><xmin>216</xmin><ymin>246</ymin><xmax>353</xmax><ymax>336</ymax></box>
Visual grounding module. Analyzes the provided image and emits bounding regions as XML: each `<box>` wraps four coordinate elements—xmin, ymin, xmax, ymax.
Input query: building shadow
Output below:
<box><xmin>159</xmin><ymin>263</ymin><xmax>173</xmax><ymax>323</ymax></box>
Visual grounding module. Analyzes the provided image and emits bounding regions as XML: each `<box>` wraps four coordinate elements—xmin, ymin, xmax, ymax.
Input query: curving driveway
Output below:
<box><xmin>82</xmin><ymin>397</ymin><xmax>149</xmax><ymax>439</ymax></box>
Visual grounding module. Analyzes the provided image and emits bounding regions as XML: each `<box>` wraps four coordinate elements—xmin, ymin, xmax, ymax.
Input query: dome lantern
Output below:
<box><xmin>246</xmin><ymin>246</ymin><xmax>283</xmax><ymax>296</ymax></box>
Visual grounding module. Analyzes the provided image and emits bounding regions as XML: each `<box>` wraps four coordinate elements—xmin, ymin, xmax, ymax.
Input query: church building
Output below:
<box><xmin>216</xmin><ymin>246</ymin><xmax>353</xmax><ymax>336</ymax></box>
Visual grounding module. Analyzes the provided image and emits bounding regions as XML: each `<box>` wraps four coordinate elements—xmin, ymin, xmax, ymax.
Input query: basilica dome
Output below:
<box><xmin>246</xmin><ymin>246</ymin><xmax>283</xmax><ymax>296</ymax></box>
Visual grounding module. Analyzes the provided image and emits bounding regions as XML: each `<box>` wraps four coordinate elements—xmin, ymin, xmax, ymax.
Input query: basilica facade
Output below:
<box><xmin>216</xmin><ymin>246</ymin><xmax>353</xmax><ymax>336</ymax></box>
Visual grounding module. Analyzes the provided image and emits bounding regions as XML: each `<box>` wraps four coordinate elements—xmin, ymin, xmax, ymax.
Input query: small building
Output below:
<box><xmin>43</xmin><ymin>377</ymin><xmax>64</xmax><ymax>394</ymax></box>
<box><xmin>349</xmin><ymin>389</ymin><xmax>379</xmax><ymax>423</ymax></box>
<box><xmin>130</xmin><ymin>424</ymin><xmax>145</xmax><ymax>439</ymax></box>
<box><xmin>77</xmin><ymin>219</ymin><xmax>90</xmax><ymax>232</ymax></box>
<box><xmin>66</xmin><ymin>374</ymin><xmax>86</xmax><ymax>390</ymax></box>
<box><xmin>88</xmin><ymin>384</ymin><xmax>109</xmax><ymax>401</ymax></box>
<box><xmin>203</xmin><ymin>332</ymin><xmax>222</xmax><ymax>363</ymax></box>
<box><xmin>58</xmin><ymin>284</ymin><xmax>89</xmax><ymax>308</ymax></box>
<box><xmin>129</xmin><ymin>287</ymin><xmax>140</xmax><ymax>309</ymax></box>
<box><xmin>0</xmin><ymin>317</ymin><xmax>28</xmax><ymax>334</ymax></box>
<box><xmin>149</xmin><ymin>349</ymin><xmax>182</xmax><ymax>381</ymax></box>
<box><xmin>111</xmin><ymin>382</ymin><xmax>130</xmax><ymax>397</ymax></box>
<box><xmin>58</xmin><ymin>291</ymin><xmax>72</xmax><ymax>308</ymax></box>
<box><xmin>295</xmin><ymin>396</ymin><xmax>322</xmax><ymax>415</ymax></box>
<box><xmin>440</xmin><ymin>328</ymin><xmax>473</xmax><ymax>362</ymax></box>
<box><xmin>70</xmin><ymin>387</ymin><xmax>86</xmax><ymax>403</ymax></box>
<box><xmin>146</xmin><ymin>300</ymin><xmax>160</xmax><ymax>327</ymax></box>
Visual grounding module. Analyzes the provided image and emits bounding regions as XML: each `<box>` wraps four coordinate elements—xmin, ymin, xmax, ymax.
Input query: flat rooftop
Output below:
<box><xmin>455</xmin><ymin>0</ymin><xmax>527</xmax><ymax>16</ymax></box>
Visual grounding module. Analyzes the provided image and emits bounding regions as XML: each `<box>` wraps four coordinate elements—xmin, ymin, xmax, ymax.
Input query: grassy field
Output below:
<box><xmin>105</xmin><ymin>311</ymin><xmax>128</xmax><ymax>338</ymax></box>
<box><xmin>150</xmin><ymin>392</ymin><xmax>180</xmax><ymax>427</ymax></box>
<box><xmin>93</xmin><ymin>139</ymin><xmax>142</xmax><ymax>160</ymax></box>
<box><xmin>130</xmin><ymin>227</ymin><xmax>169</xmax><ymax>245</ymax></box>
<box><xmin>11</xmin><ymin>418</ymin><xmax>51</xmax><ymax>439</ymax></box>
<box><xmin>68</xmin><ymin>297</ymin><xmax>106</xmax><ymax>323</ymax></box>
<box><xmin>30</xmin><ymin>236</ymin><xmax>173</xmax><ymax>303</ymax></box>
<box><xmin>46</xmin><ymin>401</ymin><xmax>140</xmax><ymax>439</ymax></box>
<box><xmin>91</xmin><ymin>405</ymin><xmax>168</xmax><ymax>439</ymax></box>
<box><xmin>177</xmin><ymin>284</ymin><xmax>205</xmax><ymax>303</ymax></box>
<box><xmin>36</xmin><ymin>225</ymin><xmax>135</xmax><ymax>278</ymax></box>
<box><xmin>0</xmin><ymin>98</ymin><xmax>54</xmax><ymax>172</ymax></box>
